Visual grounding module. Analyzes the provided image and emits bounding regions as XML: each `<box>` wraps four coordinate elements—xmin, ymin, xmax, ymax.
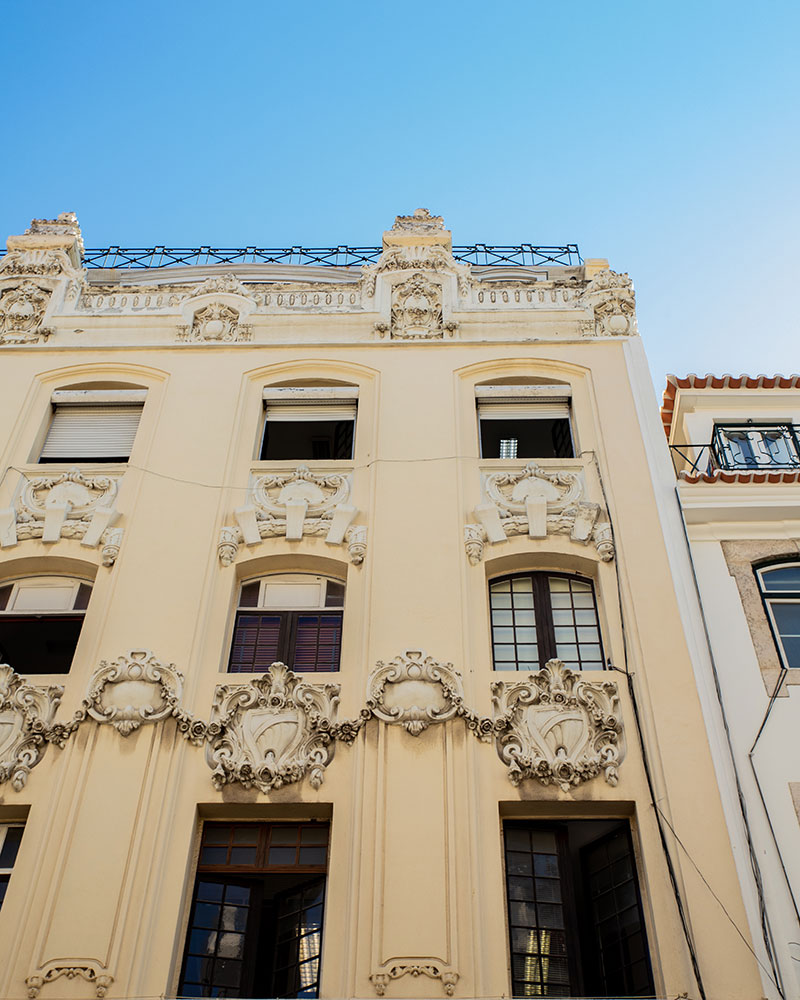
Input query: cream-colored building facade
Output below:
<box><xmin>0</xmin><ymin>211</ymin><xmax>764</xmax><ymax>1000</ymax></box>
<box><xmin>665</xmin><ymin>376</ymin><xmax>800</xmax><ymax>999</ymax></box>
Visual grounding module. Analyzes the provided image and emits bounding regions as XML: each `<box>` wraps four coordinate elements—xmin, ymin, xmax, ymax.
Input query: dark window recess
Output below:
<box><xmin>504</xmin><ymin>821</ymin><xmax>654</xmax><ymax>998</ymax></box>
<box><xmin>480</xmin><ymin>418</ymin><xmax>573</xmax><ymax>459</ymax></box>
<box><xmin>179</xmin><ymin>823</ymin><xmax>329</xmax><ymax>999</ymax></box>
<box><xmin>0</xmin><ymin>826</ymin><xmax>24</xmax><ymax>910</ymax></box>
<box><xmin>261</xmin><ymin>420</ymin><xmax>354</xmax><ymax>461</ymax></box>
<box><xmin>490</xmin><ymin>573</ymin><xmax>604</xmax><ymax>672</ymax></box>
<box><xmin>0</xmin><ymin>616</ymin><xmax>86</xmax><ymax>674</ymax></box>
<box><xmin>229</xmin><ymin>612</ymin><xmax>343</xmax><ymax>673</ymax></box>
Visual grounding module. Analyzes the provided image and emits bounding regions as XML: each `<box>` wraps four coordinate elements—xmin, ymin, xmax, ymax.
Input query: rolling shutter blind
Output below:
<box><xmin>476</xmin><ymin>385</ymin><xmax>571</xmax><ymax>421</ymax></box>
<box><xmin>262</xmin><ymin>387</ymin><xmax>358</xmax><ymax>422</ymax></box>
<box><xmin>41</xmin><ymin>403</ymin><xmax>144</xmax><ymax>460</ymax></box>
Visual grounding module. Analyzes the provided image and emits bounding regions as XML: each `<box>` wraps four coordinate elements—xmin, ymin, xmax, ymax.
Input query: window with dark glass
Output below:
<box><xmin>0</xmin><ymin>577</ymin><xmax>92</xmax><ymax>674</ymax></box>
<box><xmin>756</xmin><ymin>563</ymin><xmax>800</xmax><ymax>668</ymax></box>
<box><xmin>260</xmin><ymin>388</ymin><xmax>357</xmax><ymax>461</ymax></box>
<box><xmin>229</xmin><ymin>576</ymin><xmax>344</xmax><ymax>674</ymax></box>
<box><xmin>504</xmin><ymin>820</ymin><xmax>654</xmax><ymax>998</ymax></box>
<box><xmin>490</xmin><ymin>573</ymin><xmax>603</xmax><ymax>671</ymax></box>
<box><xmin>179</xmin><ymin>822</ymin><xmax>329</xmax><ymax>999</ymax></box>
<box><xmin>0</xmin><ymin>824</ymin><xmax>24</xmax><ymax>911</ymax></box>
<box><xmin>477</xmin><ymin>386</ymin><xmax>574</xmax><ymax>460</ymax></box>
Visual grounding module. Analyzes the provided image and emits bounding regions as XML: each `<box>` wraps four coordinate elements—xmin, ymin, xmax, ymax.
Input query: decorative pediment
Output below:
<box><xmin>492</xmin><ymin>659</ymin><xmax>624</xmax><ymax>789</ymax></box>
<box><xmin>218</xmin><ymin>465</ymin><xmax>366</xmax><ymax>565</ymax></box>
<box><xmin>207</xmin><ymin>662</ymin><xmax>340</xmax><ymax>791</ymax></box>
<box><xmin>580</xmin><ymin>269</ymin><xmax>636</xmax><ymax>337</ymax></box>
<box><xmin>83</xmin><ymin>649</ymin><xmax>183</xmax><ymax>736</ymax></box>
<box><xmin>366</xmin><ymin>650</ymin><xmax>465</xmax><ymax>736</ymax></box>
<box><xmin>464</xmin><ymin>462</ymin><xmax>615</xmax><ymax>564</ymax></box>
<box><xmin>0</xmin><ymin>281</ymin><xmax>54</xmax><ymax>343</ymax></box>
<box><xmin>0</xmin><ymin>468</ymin><xmax>123</xmax><ymax>565</ymax></box>
<box><xmin>0</xmin><ymin>664</ymin><xmax>63</xmax><ymax>789</ymax></box>
<box><xmin>178</xmin><ymin>272</ymin><xmax>256</xmax><ymax>342</ymax></box>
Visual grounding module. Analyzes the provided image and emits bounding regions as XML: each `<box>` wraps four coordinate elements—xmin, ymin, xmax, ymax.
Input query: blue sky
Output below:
<box><xmin>2</xmin><ymin>1</ymin><xmax>798</xmax><ymax>391</ymax></box>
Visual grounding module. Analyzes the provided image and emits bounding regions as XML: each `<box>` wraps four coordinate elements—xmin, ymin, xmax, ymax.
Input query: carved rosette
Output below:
<box><xmin>492</xmin><ymin>659</ymin><xmax>624</xmax><ymax>790</ymax></box>
<box><xmin>0</xmin><ymin>665</ymin><xmax>63</xmax><ymax>790</ymax></box>
<box><xmin>0</xmin><ymin>467</ymin><xmax>124</xmax><ymax>563</ymax></box>
<box><xmin>219</xmin><ymin>465</ymin><xmax>366</xmax><ymax>565</ymax></box>
<box><xmin>366</xmin><ymin>650</ymin><xmax>465</xmax><ymax>736</ymax></box>
<box><xmin>83</xmin><ymin>650</ymin><xmax>183</xmax><ymax>736</ymax></box>
<box><xmin>0</xmin><ymin>281</ymin><xmax>53</xmax><ymax>343</ymax></box>
<box><xmin>370</xmin><ymin>962</ymin><xmax>459</xmax><ymax>997</ymax></box>
<box><xmin>580</xmin><ymin>269</ymin><xmax>636</xmax><ymax>337</ymax></box>
<box><xmin>465</xmin><ymin>462</ymin><xmax>615</xmax><ymax>563</ymax></box>
<box><xmin>207</xmin><ymin>663</ymin><xmax>340</xmax><ymax>791</ymax></box>
<box><xmin>178</xmin><ymin>272</ymin><xmax>255</xmax><ymax>342</ymax></box>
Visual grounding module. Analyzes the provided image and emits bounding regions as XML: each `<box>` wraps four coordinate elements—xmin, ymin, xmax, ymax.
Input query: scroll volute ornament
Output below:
<box><xmin>492</xmin><ymin>659</ymin><xmax>624</xmax><ymax>790</ymax></box>
<box><xmin>366</xmin><ymin>650</ymin><xmax>464</xmax><ymax>735</ymax></box>
<box><xmin>84</xmin><ymin>649</ymin><xmax>183</xmax><ymax>735</ymax></box>
<box><xmin>0</xmin><ymin>281</ymin><xmax>53</xmax><ymax>343</ymax></box>
<box><xmin>0</xmin><ymin>664</ymin><xmax>63</xmax><ymax>789</ymax></box>
<box><xmin>207</xmin><ymin>662</ymin><xmax>341</xmax><ymax>792</ymax></box>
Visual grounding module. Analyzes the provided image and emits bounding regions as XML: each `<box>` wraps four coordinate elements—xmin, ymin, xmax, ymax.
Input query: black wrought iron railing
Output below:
<box><xmin>670</xmin><ymin>424</ymin><xmax>800</xmax><ymax>476</ymax></box>
<box><xmin>80</xmin><ymin>244</ymin><xmax>582</xmax><ymax>270</ymax></box>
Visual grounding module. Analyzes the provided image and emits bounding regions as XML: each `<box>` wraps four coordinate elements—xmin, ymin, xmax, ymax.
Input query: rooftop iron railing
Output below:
<box><xmin>669</xmin><ymin>423</ymin><xmax>800</xmax><ymax>476</ymax></box>
<box><xmin>80</xmin><ymin>244</ymin><xmax>582</xmax><ymax>270</ymax></box>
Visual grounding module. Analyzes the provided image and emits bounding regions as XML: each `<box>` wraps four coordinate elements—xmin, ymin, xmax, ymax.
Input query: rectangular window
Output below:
<box><xmin>477</xmin><ymin>385</ymin><xmax>573</xmax><ymax>459</ymax></box>
<box><xmin>179</xmin><ymin>822</ymin><xmax>329</xmax><ymax>999</ymax></box>
<box><xmin>504</xmin><ymin>820</ymin><xmax>654</xmax><ymax>998</ymax></box>
<box><xmin>261</xmin><ymin>388</ymin><xmax>357</xmax><ymax>461</ymax></box>
<box><xmin>0</xmin><ymin>824</ymin><xmax>24</xmax><ymax>911</ymax></box>
<box><xmin>39</xmin><ymin>389</ymin><xmax>147</xmax><ymax>463</ymax></box>
<box><xmin>0</xmin><ymin>578</ymin><xmax>91</xmax><ymax>674</ymax></box>
<box><xmin>228</xmin><ymin>578</ymin><xmax>344</xmax><ymax>673</ymax></box>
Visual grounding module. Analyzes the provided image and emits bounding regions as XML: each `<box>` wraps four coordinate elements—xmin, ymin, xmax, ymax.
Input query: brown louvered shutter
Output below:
<box><xmin>292</xmin><ymin>613</ymin><xmax>343</xmax><ymax>672</ymax></box>
<box><xmin>228</xmin><ymin>613</ymin><xmax>283</xmax><ymax>673</ymax></box>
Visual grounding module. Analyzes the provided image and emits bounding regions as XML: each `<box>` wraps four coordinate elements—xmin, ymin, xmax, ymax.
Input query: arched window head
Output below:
<box><xmin>229</xmin><ymin>574</ymin><xmax>345</xmax><ymax>673</ymax></box>
<box><xmin>489</xmin><ymin>572</ymin><xmax>603</xmax><ymax>671</ymax></box>
<box><xmin>756</xmin><ymin>563</ymin><xmax>800</xmax><ymax>668</ymax></box>
<box><xmin>0</xmin><ymin>576</ymin><xmax>92</xmax><ymax>674</ymax></box>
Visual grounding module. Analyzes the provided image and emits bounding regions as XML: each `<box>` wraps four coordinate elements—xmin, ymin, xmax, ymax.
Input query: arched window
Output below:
<box><xmin>228</xmin><ymin>574</ymin><xmax>345</xmax><ymax>673</ymax></box>
<box><xmin>489</xmin><ymin>572</ymin><xmax>604</xmax><ymax>671</ymax></box>
<box><xmin>0</xmin><ymin>576</ymin><xmax>92</xmax><ymax>674</ymax></box>
<box><xmin>756</xmin><ymin>563</ymin><xmax>800</xmax><ymax>668</ymax></box>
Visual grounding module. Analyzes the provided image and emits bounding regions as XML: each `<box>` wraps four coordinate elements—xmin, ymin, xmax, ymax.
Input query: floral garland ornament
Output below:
<box><xmin>491</xmin><ymin>659</ymin><xmax>624</xmax><ymax>790</ymax></box>
<box><xmin>0</xmin><ymin>665</ymin><xmax>63</xmax><ymax>790</ymax></box>
<box><xmin>206</xmin><ymin>662</ymin><xmax>342</xmax><ymax>792</ymax></box>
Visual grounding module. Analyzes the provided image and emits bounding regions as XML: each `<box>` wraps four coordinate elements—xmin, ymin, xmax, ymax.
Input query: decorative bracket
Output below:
<box><xmin>26</xmin><ymin>962</ymin><xmax>113</xmax><ymax>999</ymax></box>
<box><xmin>370</xmin><ymin>961</ymin><xmax>459</xmax><ymax>996</ymax></box>
<box><xmin>0</xmin><ymin>665</ymin><xmax>63</xmax><ymax>790</ymax></box>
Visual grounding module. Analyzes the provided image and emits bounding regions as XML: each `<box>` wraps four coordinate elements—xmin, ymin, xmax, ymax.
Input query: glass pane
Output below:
<box><xmin>0</xmin><ymin>827</ymin><xmax>23</xmax><ymax>868</ymax></box>
<box><xmin>203</xmin><ymin>826</ymin><xmax>232</xmax><ymax>845</ymax></box>
<box><xmin>232</xmin><ymin>827</ymin><xmax>259</xmax><ymax>844</ymax></box>
<box><xmin>493</xmin><ymin>627</ymin><xmax>515</xmax><ymax>643</ymax></box>
<box><xmin>770</xmin><ymin>602</ymin><xmax>800</xmax><ymax>667</ymax></box>
<box><xmin>196</xmin><ymin>881</ymin><xmax>224</xmax><ymax>903</ymax></box>
<box><xmin>269</xmin><ymin>847</ymin><xmax>298</xmax><ymax>866</ymax></box>
<box><xmin>270</xmin><ymin>826</ymin><xmax>300</xmax><ymax>845</ymax></box>
<box><xmin>229</xmin><ymin>847</ymin><xmax>258</xmax><ymax>866</ymax></box>
<box><xmin>239</xmin><ymin>581</ymin><xmax>260</xmax><ymax>607</ymax></box>
<box><xmin>299</xmin><ymin>847</ymin><xmax>327</xmax><ymax>866</ymax></box>
<box><xmin>512</xmin><ymin>577</ymin><xmax>533</xmax><ymax>592</ymax></box>
<box><xmin>201</xmin><ymin>847</ymin><xmax>229</xmax><ymax>866</ymax></box>
<box><xmin>761</xmin><ymin>565</ymin><xmax>800</xmax><ymax>591</ymax></box>
<box><xmin>300</xmin><ymin>826</ymin><xmax>329</xmax><ymax>845</ymax></box>
<box><xmin>492</xmin><ymin>609</ymin><xmax>513</xmax><ymax>625</ymax></box>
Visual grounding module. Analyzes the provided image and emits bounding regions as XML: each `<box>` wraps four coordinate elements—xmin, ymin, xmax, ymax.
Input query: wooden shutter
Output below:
<box><xmin>41</xmin><ymin>391</ymin><xmax>146</xmax><ymax>461</ymax></box>
<box><xmin>228</xmin><ymin>613</ymin><xmax>283</xmax><ymax>673</ymax></box>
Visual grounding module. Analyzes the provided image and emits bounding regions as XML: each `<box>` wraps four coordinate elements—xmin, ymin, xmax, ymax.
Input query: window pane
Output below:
<box><xmin>760</xmin><ymin>565</ymin><xmax>800</xmax><ymax>591</ymax></box>
<box><xmin>239</xmin><ymin>582</ymin><xmax>260</xmax><ymax>607</ymax></box>
<box><xmin>770</xmin><ymin>602</ymin><xmax>800</xmax><ymax>667</ymax></box>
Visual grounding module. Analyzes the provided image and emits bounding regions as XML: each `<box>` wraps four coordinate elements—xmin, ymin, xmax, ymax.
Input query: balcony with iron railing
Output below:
<box><xmin>669</xmin><ymin>423</ymin><xmax>800</xmax><ymax>477</ymax></box>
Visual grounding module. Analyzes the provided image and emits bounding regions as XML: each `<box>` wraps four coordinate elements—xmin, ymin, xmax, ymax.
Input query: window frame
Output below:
<box><xmin>755</xmin><ymin>561</ymin><xmax>800</xmax><ymax>670</ymax></box>
<box><xmin>0</xmin><ymin>575</ymin><xmax>93</xmax><ymax>675</ymax></box>
<box><xmin>476</xmin><ymin>384</ymin><xmax>575</xmax><ymax>460</ymax></box>
<box><xmin>489</xmin><ymin>571</ymin><xmax>605</xmax><ymax>672</ymax></box>
<box><xmin>227</xmin><ymin>575</ymin><xmax>345</xmax><ymax>674</ymax></box>
<box><xmin>260</xmin><ymin>387</ymin><xmax>358</xmax><ymax>463</ymax></box>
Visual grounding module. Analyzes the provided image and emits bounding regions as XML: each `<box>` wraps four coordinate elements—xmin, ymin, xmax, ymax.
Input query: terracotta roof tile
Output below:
<box><xmin>678</xmin><ymin>469</ymin><xmax>800</xmax><ymax>484</ymax></box>
<box><xmin>661</xmin><ymin>374</ymin><xmax>800</xmax><ymax>438</ymax></box>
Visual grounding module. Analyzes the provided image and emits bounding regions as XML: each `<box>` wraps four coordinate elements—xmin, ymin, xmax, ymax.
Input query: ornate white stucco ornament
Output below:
<box><xmin>491</xmin><ymin>659</ymin><xmax>624</xmax><ymax>790</ymax></box>
<box><xmin>0</xmin><ymin>664</ymin><xmax>63</xmax><ymax>790</ymax></box>
<box><xmin>370</xmin><ymin>962</ymin><xmax>459</xmax><ymax>997</ymax></box>
<box><xmin>0</xmin><ymin>281</ymin><xmax>53</xmax><ymax>343</ymax></box>
<box><xmin>219</xmin><ymin>465</ymin><xmax>366</xmax><ymax>564</ymax></box>
<box><xmin>464</xmin><ymin>462</ymin><xmax>615</xmax><ymax>563</ymax></box>
<box><xmin>178</xmin><ymin>272</ymin><xmax>255</xmax><ymax>342</ymax></box>
<box><xmin>580</xmin><ymin>269</ymin><xmax>636</xmax><ymax>337</ymax></box>
<box><xmin>380</xmin><ymin>271</ymin><xmax>450</xmax><ymax>339</ymax></box>
<box><xmin>82</xmin><ymin>650</ymin><xmax>184</xmax><ymax>736</ymax></box>
<box><xmin>26</xmin><ymin>962</ymin><xmax>112</xmax><ymax>999</ymax></box>
<box><xmin>366</xmin><ymin>650</ymin><xmax>466</xmax><ymax>736</ymax></box>
<box><xmin>206</xmin><ymin>662</ymin><xmax>341</xmax><ymax>792</ymax></box>
<box><xmin>0</xmin><ymin>468</ymin><xmax>122</xmax><ymax>561</ymax></box>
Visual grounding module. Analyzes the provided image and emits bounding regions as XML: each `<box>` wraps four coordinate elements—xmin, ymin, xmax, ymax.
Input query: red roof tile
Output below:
<box><xmin>661</xmin><ymin>374</ymin><xmax>800</xmax><ymax>438</ymax></box>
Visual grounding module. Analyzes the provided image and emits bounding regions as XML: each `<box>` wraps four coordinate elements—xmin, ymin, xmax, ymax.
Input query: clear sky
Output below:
<box><xmin>2</xmin><ymin>1</ymin><xmax>798</xmax><ymax>393</ymax></box>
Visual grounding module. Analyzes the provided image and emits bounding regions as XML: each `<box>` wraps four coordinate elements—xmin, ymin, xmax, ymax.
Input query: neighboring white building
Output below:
<box><xmin>664</xmin><ymin>374</ymin><xmax>800</xmax><ymax>999</ymax></box>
